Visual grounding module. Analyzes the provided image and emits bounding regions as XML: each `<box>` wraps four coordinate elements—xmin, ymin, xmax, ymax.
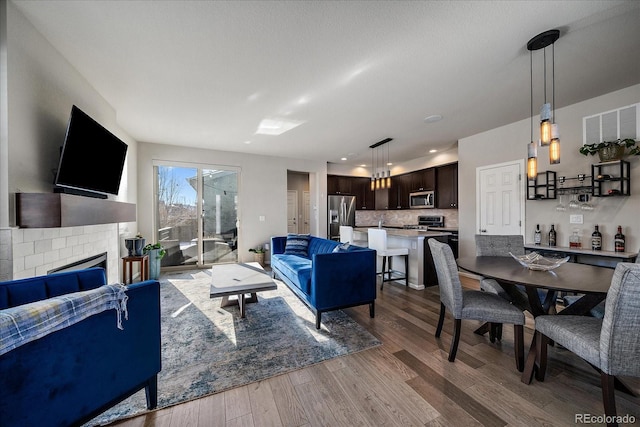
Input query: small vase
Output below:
<box><xmin>598</xmin><ymin>145</ymin><xmax>624</xmax><ymax>162</ymax></box>
<box><xmin>147</xmin><ymin>248</ymin><xmax>162</xmax><ymax>280</ymax></box>
<box><xmin>124</xmin><ymin>238</ymin><xmax>136</xmax><ymax>257</ymax></box>
<box><xmin>133</xmin><ymin>238</ymin><xmax>145</xmax><ymax>256</ymax></box>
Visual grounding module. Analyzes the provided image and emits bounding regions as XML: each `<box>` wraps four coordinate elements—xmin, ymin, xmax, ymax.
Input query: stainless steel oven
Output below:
<box><xmin>409</xmin><ymin>191</ymin><xmax>435</xmax><ymax>209</ymax></box>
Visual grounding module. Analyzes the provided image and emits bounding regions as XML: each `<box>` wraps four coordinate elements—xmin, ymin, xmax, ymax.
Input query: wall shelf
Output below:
<box><xmin>591</xmin><ymin>160</ymin><xmax>630</xmax><ymax>197</ymax></box>
<box><xmin>527</xmin><ymin>171</ymin><xmax>556</xmax><ymax>200</ymax></box>
<box><xmin>16</xmin><ymin>193</ymin><xmax>136</xmax><ymax>228</ymax></box>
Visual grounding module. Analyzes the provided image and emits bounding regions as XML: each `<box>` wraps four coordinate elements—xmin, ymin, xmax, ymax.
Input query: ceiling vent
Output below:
<box><xmin>583</xmin><ymin>103</ymin><xmax>639</xmax><ymax>145</ymax></box>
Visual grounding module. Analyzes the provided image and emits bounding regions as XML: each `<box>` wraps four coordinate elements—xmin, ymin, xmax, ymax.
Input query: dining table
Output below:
<box><xmin>455</xmin><ymin>256</ymin><xmax>629</xmax><ymax>391</ymax></box>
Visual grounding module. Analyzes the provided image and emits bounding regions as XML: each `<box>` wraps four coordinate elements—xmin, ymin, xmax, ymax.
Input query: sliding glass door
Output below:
<box><xmin>155</xmin><ymin>163</ymin><xmax>238</xmax><ymax>268</ymax></box>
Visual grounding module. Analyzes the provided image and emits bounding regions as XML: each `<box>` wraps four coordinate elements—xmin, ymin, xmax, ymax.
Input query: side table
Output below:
<box><xmin>122</xmin><ymin>255</ymin><xmax>149</xmax><ymax>284</ymax></box>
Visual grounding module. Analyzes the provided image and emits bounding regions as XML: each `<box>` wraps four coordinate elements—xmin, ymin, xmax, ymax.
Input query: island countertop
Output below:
<box><xmin>354</xmin><ymin>227</ymin><xmax>451</xmax><ymax>238</ymax></box>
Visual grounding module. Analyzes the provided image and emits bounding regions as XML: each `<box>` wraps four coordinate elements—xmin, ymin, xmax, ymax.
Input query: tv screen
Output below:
<box><xmin>55</xmin><ymin>105</ymin><xmax>128</xmax><ymax>196</ymax></box>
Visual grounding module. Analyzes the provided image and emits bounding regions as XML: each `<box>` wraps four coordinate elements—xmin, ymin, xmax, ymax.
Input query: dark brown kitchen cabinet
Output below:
<box><xmin>409</xmin><ymin>168</ymin><xmax>435</xmax><ymax>192</ymax></box>
<box><xmin>436</xmin><ymin>163</ymin><xmax>458</xmax><ymax>209</ymax></box>
<box><xmin>327</xmin><ymin>175</ymin><xmax>352</xmax><ymax>195</ymax></box>
<box><xmin>352</xmin><ymin>177</ymin><xmax>375</xmax><ymax>210</ymax></box>
<box><xmin>392</xmin><ymin>173</ymin><xmax>412</xmax><ymax>209</ymax></box>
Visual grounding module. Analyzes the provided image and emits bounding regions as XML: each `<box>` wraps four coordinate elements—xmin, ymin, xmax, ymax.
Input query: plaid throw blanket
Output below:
<box><xmin>0</xmin><ymin>284</ymin><xmax>128</xmax><ymax>356</ymax></box>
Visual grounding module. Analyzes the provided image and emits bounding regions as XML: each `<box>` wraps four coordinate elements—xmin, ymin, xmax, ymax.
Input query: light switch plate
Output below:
<box><xmin>570</xmin><ymin>214</ymin><xmax>583</xmax><ymax>224</ymax></box>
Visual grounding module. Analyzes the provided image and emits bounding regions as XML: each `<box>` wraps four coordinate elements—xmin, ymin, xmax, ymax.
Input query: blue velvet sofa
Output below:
<box><xmin>270</xmin><ymin>235</ymin><xmax>377</xmax><ymax>329</ymax></box>
<box><xmin>0</xmin><ymin>267</ymin><xmax>161</xmax><ymax>427</ymax></box>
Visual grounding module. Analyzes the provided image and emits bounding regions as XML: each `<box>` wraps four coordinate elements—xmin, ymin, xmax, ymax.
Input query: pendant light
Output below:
<box><xmin>386</xmin><ymin>142</ymin><xmax>392</xmax><ymax>188</ymax></box>
<box><xmin>370</xmin><ymin>147</ymin><xmax>375</xmax><ymax>191</ymax></box>
<box><xmin>549</xmin><ymin>42</ymin><xmax>561</xmax><ymax>164</ymax></box>
<box><xmin>527</xmin><ymin>29</ymin><xmax>561</xmax><ymax>170</ymax></box>
<box><xmin>527</xmin><ymin>49</ymin><xmax>538</xmax><ymax>180</ymax></box>
<box><xmin>369</xmin><ymin>138</ymin><xmax>393</xmax><ymax>191</ymax></box>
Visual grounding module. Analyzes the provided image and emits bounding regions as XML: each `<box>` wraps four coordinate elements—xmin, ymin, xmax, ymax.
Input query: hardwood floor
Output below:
<box><xmin>111</xmin><ymin>278</ymin><xmax>639</xmax><ymax>427</ymax></box>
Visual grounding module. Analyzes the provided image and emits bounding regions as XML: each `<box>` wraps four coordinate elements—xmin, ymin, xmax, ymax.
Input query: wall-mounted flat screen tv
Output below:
<box><xmin>55</xmin><ymin>105</ymin><xmax>128</xmax><ymax>197</ymax></box>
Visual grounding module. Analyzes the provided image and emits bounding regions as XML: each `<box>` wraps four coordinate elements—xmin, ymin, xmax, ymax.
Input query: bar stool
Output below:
<box><xmin>367</xmin><ymin>228</ymin><xmax>409</xmax><ymax>290</ymax></box>
<box><xmin>339</xmin><ymin>226</ymin><xmax>368</xmax><ymax>247</ymax></box>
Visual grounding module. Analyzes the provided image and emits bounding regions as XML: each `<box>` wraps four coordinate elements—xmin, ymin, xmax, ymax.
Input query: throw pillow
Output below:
<box><xmin>284</xmin><ymin>234</ymin><xmax>310</xmax><ymax>257</ymax></box>
<box><xmin>332</xmin><ymin>242</ymin><xmax>350</xmax><ymax>253</ymax></box>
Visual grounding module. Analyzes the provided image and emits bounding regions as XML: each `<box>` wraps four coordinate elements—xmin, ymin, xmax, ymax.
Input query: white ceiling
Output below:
<box><xmin>12</xmin><ymin>0</ymin><xmax>640</xmax><ymax>167</ymax></box>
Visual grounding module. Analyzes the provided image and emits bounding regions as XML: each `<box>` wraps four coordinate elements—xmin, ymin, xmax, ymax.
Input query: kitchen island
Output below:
<box><xmin>353</xmin><ymin>227</ymin><xmax>451</xmax><ymax>290</ymax></box>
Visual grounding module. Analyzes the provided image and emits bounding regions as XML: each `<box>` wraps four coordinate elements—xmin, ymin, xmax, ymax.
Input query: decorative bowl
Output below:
<box><xmin>509</xmin><ymin>251</ymin><xmax>569</xmax><ymax>271</ymax></box>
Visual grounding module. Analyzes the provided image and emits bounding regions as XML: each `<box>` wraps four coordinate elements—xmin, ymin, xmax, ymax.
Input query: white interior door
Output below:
<box><xmin>287</xmin><ymin>190</ymin><xmax>298</xmax><ymax>233</ymax></box>
<box><xmin>477</xmin><ymin>161</ymin><xmax>524</xmax><ymax>236</ymax></box>
<box><xmin>302</xmin><ymin>191</ymin><xmax>310</xmax><ymax>234</ymax></box>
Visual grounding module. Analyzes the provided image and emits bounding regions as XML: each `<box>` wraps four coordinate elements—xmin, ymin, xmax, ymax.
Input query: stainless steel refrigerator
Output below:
<box><xmin>327</xmin><ymin>195</ymin><xmax>356</xmax><ymax>241</ymax></box>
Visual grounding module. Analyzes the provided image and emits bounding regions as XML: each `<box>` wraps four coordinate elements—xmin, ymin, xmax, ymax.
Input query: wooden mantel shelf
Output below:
<box><xmin>16</xmin><ymin>193</ymin><xmax>136</xmax><ymax>228</ymax></box>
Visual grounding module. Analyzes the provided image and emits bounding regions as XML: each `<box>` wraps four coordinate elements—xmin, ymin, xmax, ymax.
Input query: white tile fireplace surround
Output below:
<box><xmin>0</xmin><ymin>224</ymin><xmax>120</xmax><ymax>283</ymax></box>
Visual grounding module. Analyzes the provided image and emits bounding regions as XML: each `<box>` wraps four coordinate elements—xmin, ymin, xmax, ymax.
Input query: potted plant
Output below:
<box><xmin>579</xmin><ymin>138</ymin><xmax>639</xmax><ymax>162</ymax></box>
<box><xmin>143</xmin><ymin>243</ymin><xmax>166</xmax><ymax>280</ymax></box>
<box><xmin>249</xmin><ymin>246</ymin><xmax>266</xmax><ymax>266</ymax></box>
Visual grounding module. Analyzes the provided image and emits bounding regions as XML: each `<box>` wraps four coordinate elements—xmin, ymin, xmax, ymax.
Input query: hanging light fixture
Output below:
<box><xmin>369</xmin><ymin>138</ymin><xmax>393</xmax><ymax>191</ymax></box>
<box><xmin>549</xmin><ymin>41</ymin><xmax>561</xmax><ymax>164</ymax></box>
<box><xmin>386</xmin><ymin>142</ymin><xmax>392</xmax><ymax>188</ymax></box>
<box><xmin>527</xmin><ymin>49</ymin><xmax>538</xmax><ymax>180</ymax></box>
<box><xmin>370</xmin><ymin>147</ymin><xmax>375</xmax><ymax>191</ymax></box>
<box><xmin>527</xmin><ymin>29</ymin><xmax>560</xmax><ymax>170</ymax></box>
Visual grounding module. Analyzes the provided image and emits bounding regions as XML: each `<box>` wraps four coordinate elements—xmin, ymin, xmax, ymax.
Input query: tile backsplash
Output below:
<box><xmin>356</xmin><ymin>209</ymin><xmax>459</xmax><ymax>228</ymax></box>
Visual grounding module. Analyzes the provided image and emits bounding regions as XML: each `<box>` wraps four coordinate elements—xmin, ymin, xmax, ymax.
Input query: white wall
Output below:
<box><xmin>136</xmin><ymin>142</ymin><xmax>328</xmax><ymax>264</ymax></box>
<box><xmin>327</xmin><ymin>146</ymin><xmax>459</xmax><ymax>177</ymax></box>
<box><xmin>459</xmin><ymin>84</ymin><xmax>640</xmax><ymax>258</ymax></box>
<box><xmin>2</xmin><ymin>0</ymin><xmax>138</xmax><ymax>219</ymax></box>
<box><xmin>0</xmin><ymin>2</ymin><xmax>138</xmax><ymax>280</ymax></box>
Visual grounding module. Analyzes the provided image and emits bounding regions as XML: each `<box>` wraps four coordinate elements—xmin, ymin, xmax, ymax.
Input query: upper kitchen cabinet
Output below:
<box><xmin>392</xmin><ymin>173</ymin><xmax>412</xmax><ymax>209</ymax></box>
<box><xmin>327</xmin><ymin>175</ymin><xmax>353</xmax><ymax>195</ymax></box>
<box><xmin>352</xmin><ymin>177</ymin><xmax>376</xmax><ymax>210</ymax></box>
<box><xmin>436</xmin><ymin>163</ymin><xmax>458</xmax><ymax>209</ymax></box>
<box><xmin>409</xmin><ymin>168</ymin><xmax>436</xmax><ymax>192</ymax></box>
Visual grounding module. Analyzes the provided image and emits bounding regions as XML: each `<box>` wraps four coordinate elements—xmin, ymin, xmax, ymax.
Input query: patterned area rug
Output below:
<box><xmin>89</xmin><ymin>269</ymin><xmax>380</xmax><ymax>426</ymax></box>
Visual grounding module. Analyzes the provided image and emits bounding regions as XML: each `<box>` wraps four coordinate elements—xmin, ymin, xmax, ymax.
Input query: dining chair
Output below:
<box><xmin>475</xmin><ymin>234</ymin><xmax>526</xmax><ymax>302</ymax></box>
<box><xmin>475</xmin><ymin>235</ymin><xmax>555</xmax><ymax>338</ymax></box>
<box><xmin>429</xmin><ymin>239</ymin><xmax>525</xmax><ymax>371</ymax></box>
<box><xmin>562</xmin><ymin>250</ymin><xmax>639</xmax><ymax>319</ymax></box>
<box><xmin>534</xmin><ymin>262</ymin><xmax>640</xmax><ymax>426</ymax></box>
<box><xmin>368</xmin><ymin>228</ymin><xmax>409</xmax><ymax>290</ymax></box>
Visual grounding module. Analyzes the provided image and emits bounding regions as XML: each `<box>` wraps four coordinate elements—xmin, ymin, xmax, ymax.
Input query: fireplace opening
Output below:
<box><xmin>48</xmin><ymin>252</ymin><xmax>108</xmax><ymax>275</ymax></box>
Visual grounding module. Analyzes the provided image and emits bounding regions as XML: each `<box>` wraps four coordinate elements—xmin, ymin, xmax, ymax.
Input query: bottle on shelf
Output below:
<box><xmin>549</xmin><ymin>224</ymin><xmax>556</xmax><ymax>247</ymax></box>
<box><xmin>615</xmin><ymin>226</ymin><xmax>625</xmax><ymax>253</ymax></box>
<box><xmin>534</xmin><ymin>224</ymin><xmax>541</xmax><ymax>245</ymax></box>
<box><xmin>570</xmin><ymin>229</ymin><xmax>581</xmax><ymax>248</ymax></box>
<box><xmin>591</xmin><ymin>225</ymin><xmax>602</xmax><ymax>251</ymax></box>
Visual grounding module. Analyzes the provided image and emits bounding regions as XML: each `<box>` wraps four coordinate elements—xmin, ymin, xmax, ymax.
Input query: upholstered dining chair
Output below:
<box><xmin>429</xmin><ymin>239</ymin><xmax>525</xmax><ymax>371</ymax></box>
<box><xmin>534</xmin><ymin>263</ymin><xmax>640</xmax><ymax>426</ymax></box>
<box><xmin>562</xmin><ymin>250</ymin><xmax>640</xmax><ymax>319</ymax></box>
<box><xmin>475</xmin><ymin>234</ymin><xmax>554</xmax><ymax>339</ymax></box>
<box><xmin>368</xmin><ymin>228</ymin><xmax>409</xmax><ymax>289</ymax></box>
<box><xmin>475</xmin><ymin>234</ymin><xmax>525</xmax><ymax>293</ymax></box>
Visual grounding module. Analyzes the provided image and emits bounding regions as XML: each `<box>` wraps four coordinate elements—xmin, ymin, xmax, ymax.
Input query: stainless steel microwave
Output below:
<box><xmin>409</xmin><ymin>191</ymin><xmax>435</xmax><ymax>209</ymax></box>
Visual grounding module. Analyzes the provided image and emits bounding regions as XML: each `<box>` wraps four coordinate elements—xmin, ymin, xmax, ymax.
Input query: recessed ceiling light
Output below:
<box><xmin>429</xmin><ymin>149</ymin><xmax>437</xmax><ymax>153</ymax></box>
<box><xmin>244</xmin><ymin>140</ymin><xmax>252</xmax><ymax>144</ymax></box>
<box><xmin>341</xmin><ymin>157</ymin><xmax>347</xmax><ymax>161</ymax></box>
<box><xmin>359</xmin><ymin>164</ymin><xmax>367</xmax><ymax>167</ymax></box>
<box><xmin>424</xmin><ymin>114</ymin><xmax>443</xmax><ymax>124</ymax></box>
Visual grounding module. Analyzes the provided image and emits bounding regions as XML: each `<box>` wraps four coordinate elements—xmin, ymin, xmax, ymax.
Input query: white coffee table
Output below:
<box><xmin>209</xmin><ymin>262</ymin><xmax>277</xmax><ymax>318</ymax></box>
